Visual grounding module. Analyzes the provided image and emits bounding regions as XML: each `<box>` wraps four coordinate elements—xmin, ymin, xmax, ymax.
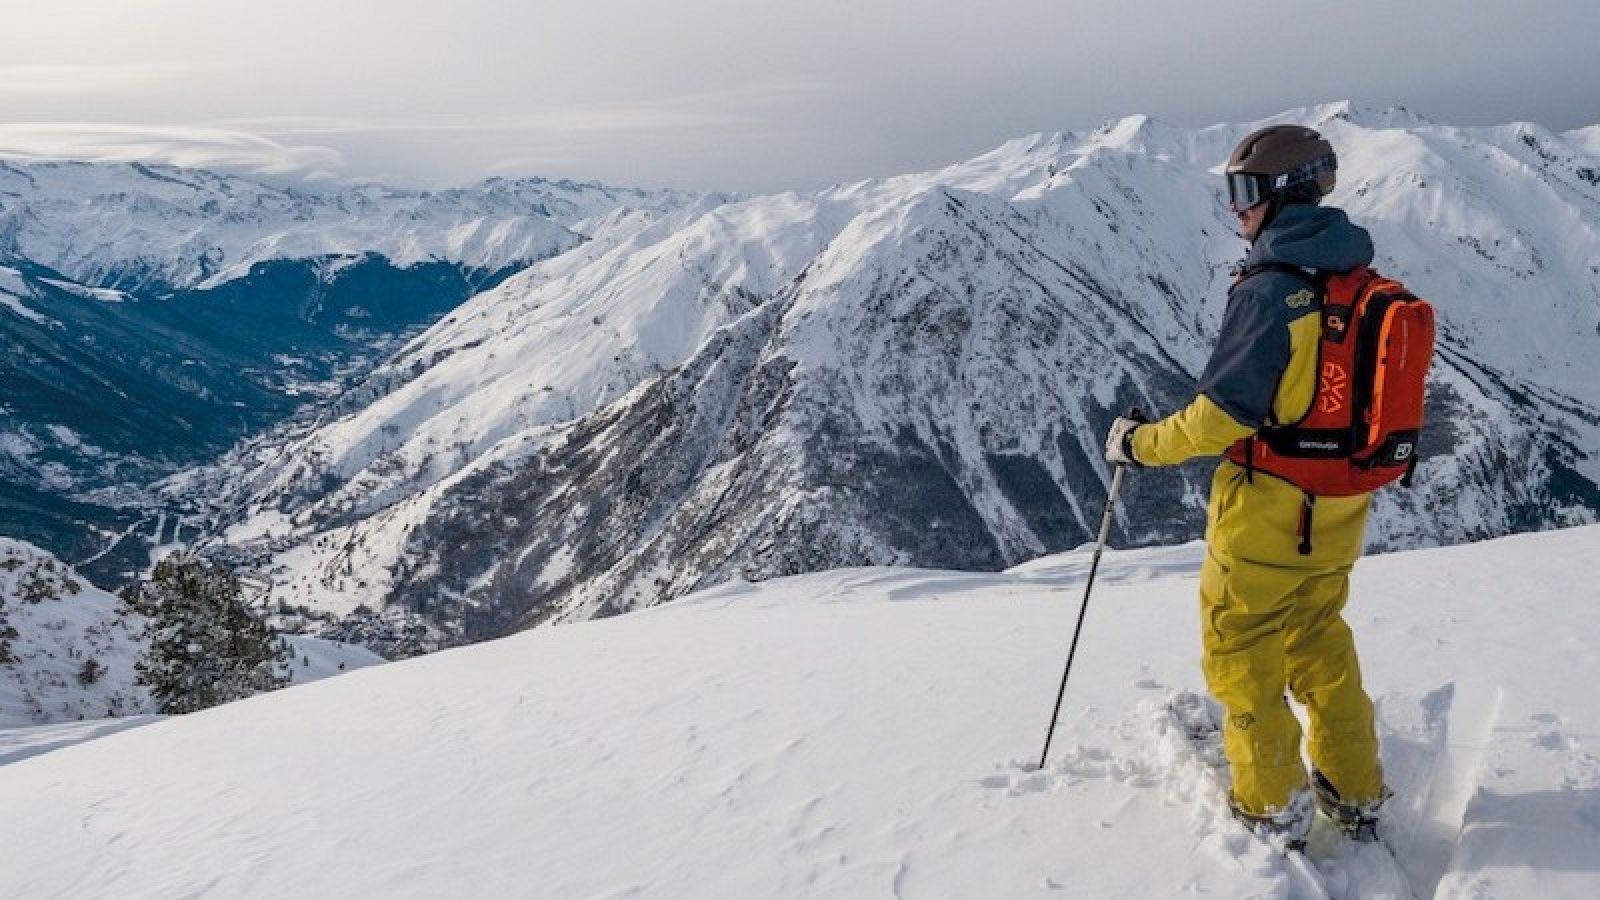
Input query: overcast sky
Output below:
<box><xmin>2</xmin><ymin>0</ymin><xmax>1597</xmax><ymax>193</ymax></box>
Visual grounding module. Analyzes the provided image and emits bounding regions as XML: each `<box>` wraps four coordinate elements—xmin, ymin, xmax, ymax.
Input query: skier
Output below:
<box><xmin>1103</xmin><ymin>125</ymin><xmax>1390</xmax><ymax>846</ymax></box>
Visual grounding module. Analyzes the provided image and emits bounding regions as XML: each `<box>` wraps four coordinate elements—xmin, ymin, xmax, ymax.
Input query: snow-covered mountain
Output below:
<box><xmin>0</xmin><ymin>537</ymin><xmax>384</xmax><ymax>729</ymax></box>
<box><xmin>208</xmin><ymin>103</ymin><xmax>1600</xmax><ymax>646</ymax></box>
<box><xmin>4</xmin><ymin>524</ymin><xmax>1597</xmax><ymax>897</ymax></box>
<box><xmin>0</xmin><ymin>160</ymin><xmax>692</xmax><ymax>291</ymax></box>
<box><xmin>0</xmin><ymin>161</ymin><xmax>695</xmax><ymax>579</ymax></box>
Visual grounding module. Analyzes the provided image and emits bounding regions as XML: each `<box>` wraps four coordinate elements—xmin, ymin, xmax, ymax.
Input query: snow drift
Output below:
<box><xmin>2</xmin><ymin>524</ymin><xmax>1596</xmax><ymax>898</ymax></box>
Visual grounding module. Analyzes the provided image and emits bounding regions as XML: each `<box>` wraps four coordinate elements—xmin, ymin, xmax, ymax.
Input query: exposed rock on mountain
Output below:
<box><xmin>0</xmin><ymin>162</ymin><xmax>694</xmax><ymax>579</ymax></box>
<box><xmin>214</xmin><ymin>104</ymin><xmax>1600</xmax><ymax>645</ymax></box>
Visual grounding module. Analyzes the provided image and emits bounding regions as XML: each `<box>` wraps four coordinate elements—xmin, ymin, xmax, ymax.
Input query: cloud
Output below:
<box><xmin>207</xmin><ymin>80</ymin><xmax>840</xmax><ymax>187</ymax></box>
<box><xmin>0</xmin><ymin>123</ymin><xmax>345</xmax><ymax>180</ymax></box>
<box><xmin>0</xmin><ymin>63</ymin><xmax>225</xmax><ymax>96</ymax></box>
<box><xmin>516</xmin><ymin>81</ymin><xmax>834</xmax><ymax>136</ymax></box>
<box><xmin>222</xmin><ymin>78</ymin><xmax>836</xmax><ymax>139</ymax></box>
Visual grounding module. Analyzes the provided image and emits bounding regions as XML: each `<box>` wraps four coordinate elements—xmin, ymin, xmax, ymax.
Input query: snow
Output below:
<box><xmin>1564</xmin><ymin>125</ymin><xmax>1600</xmax><ymax>157</ymax></box>
<box><xmin>1</xmin><ymin>537</ymin><xmax>383</xmax><ymax>734</ymax></box>
<box><xmin>0</xmin><ymin>538</ymin><xmax>150</xmax><ymax>726</ymax></box>
<box><xmin>0</xmin><ymin>160</ymin><xmax>694</xmax><ymax>291</ymax></box>
<box><xmin>37</xmin><ymin>277</ymin><xmax>126</xmax><ymax>302</ymax></box>
<box><xmin>42</xmin><ymin>424</ymin><xmax>83</xmax><ymax>449</ymax></box>
<box><xmin>0</xmin><ymin>290</ymin><xmax>55</xmax><ymax>326</ymax></box>
<box><xmin>0</xmin><ymin>715</ymin><xmax>160</xmax><ymax>767</ymax></box>
<box><xmin>281</xmin><ymin>634</ymin><xmax>386</xmax><ymax>682</ymax></box>
<box><xmin>0</xmin><ymin>266</ymin><xmax>57</xmax><ymax>325</ymax></box>
<box><xmin>215</xmin><ymin>103</ymin><xmax>1600</xmax><ymax>630</ymax></box>
<box><xmin>2</xmin><ymin>524</ymin><xmax>1596</xmax><ymax>897</ymax></box>
<box><xmin>0</xmin><ymin>265</ymin><xmax>30</xmax><ymax>296</ymax></box>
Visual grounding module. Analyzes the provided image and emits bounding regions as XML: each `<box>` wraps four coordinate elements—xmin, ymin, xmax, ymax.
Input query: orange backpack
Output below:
<box><xmin>1225</xmin><ymin>265</ymin><xmax>1435</xmax><ymax>546</ymax></box>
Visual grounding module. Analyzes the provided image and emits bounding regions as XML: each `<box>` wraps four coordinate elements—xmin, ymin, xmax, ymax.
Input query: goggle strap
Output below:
<box><xmin>1274</xmin><ymin>154</ymin><xmax>1338</xmax><ymax>190</ymax></box>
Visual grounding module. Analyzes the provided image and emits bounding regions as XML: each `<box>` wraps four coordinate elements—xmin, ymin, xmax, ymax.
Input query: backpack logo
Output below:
<box><xmin>1285</xmin><ymin>288</ymin><xmax>1315</xmax><ymax>309</ymax></box>
<box><xmin>1319</xmin><ymin>361</ymin><xmax>1348</xmax><ymax>414</ymax></box>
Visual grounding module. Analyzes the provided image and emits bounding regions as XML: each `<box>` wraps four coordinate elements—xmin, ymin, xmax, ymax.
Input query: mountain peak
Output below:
<box><xmin>177</xmin><ymin>107</ymin><xmax>1600</xmax><ymax>647</ymax></box>
<box><xmin>1083</xmin><ymin>112</ymin><xmax>1184</xmax><ymax>152</ymax></box>
<box><xmin>1291</xmin><ymin>100</ymin><xmax>1438</xmax><ymax>130</ymax></box>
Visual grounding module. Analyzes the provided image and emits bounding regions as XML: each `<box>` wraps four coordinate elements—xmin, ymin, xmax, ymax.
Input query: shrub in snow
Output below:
<box><xmin>318</xmin><ymin>604</ymin><xmax>437</xmax><ymax>659</ymax></box>
<box><xmin>76</xmin><ymin>657</ymin><xmax>105</xmax><ymax>686</ymax></box>
<box><xmin>120</xmin><ymin>556</ymin><xmax>290</xmax><ymax>714</ymax></box>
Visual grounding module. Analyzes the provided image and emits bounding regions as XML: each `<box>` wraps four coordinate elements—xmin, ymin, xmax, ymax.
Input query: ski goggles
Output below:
<box><xmin>1224</xmin><ymin>172</ymin><xmax>1272</xmax><ymax>213</ymax></box>
<box><xmin>1224</xmin><ymin>153</ymin><xmax>1338</xmax><ymax>213</ymax></box>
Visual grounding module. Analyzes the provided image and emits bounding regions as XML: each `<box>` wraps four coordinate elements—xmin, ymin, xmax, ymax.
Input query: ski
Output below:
<box><xmin>1284</xmin><ymin>849</ymin><xmax>1334</xmax><ymax>900</ymax></box>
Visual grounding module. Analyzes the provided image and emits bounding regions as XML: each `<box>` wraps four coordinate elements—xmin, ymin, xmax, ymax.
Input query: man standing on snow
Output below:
<box><xmin>1103</xmin><ymin>125</ymin><xmax>1389</xmax><ymax>846</ymax></box>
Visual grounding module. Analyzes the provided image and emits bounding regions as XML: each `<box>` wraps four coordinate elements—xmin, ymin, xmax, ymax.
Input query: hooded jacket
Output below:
<box><xmin>1132</xmin><ymin>204</ymin><xmax>1374</xmax><ymax>465</ymax></box>
<box><xmin>1131</xmin><ymin>204</ymin><xmax>1387</xmax><ymax>820</ymax></box>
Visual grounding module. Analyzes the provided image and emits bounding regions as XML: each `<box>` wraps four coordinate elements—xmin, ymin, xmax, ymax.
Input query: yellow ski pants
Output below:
<box><xmin>1199</xmin><ymin>460</ymin><xmax>1386</xmax><ymax>816</ymax></box>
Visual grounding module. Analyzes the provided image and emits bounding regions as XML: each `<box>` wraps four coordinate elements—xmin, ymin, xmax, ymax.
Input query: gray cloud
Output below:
<box><xmin>1</xmin><ymin>0</ymin><xmax>1595</xmax><ymax>192</ymax></box>
<box><xmin>0</xmin><ymin>62</ymin><xmax>225</xmax><ymax>96</ymax></box>
<box><xmin>0</xmin><ymin>124</ymin><xmax>344</xmax><ymax>180</ymax></box>
<box><xmin>224</xmin><ymin>80</ymin><xmax>831</xmax><ymax>139</ymax></box>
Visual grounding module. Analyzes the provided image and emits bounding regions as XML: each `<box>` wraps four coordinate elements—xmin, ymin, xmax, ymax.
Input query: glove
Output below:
<box><xmin>1104</xmin><ymin>410</ymin><xmax>1149</xmax><ymax>466</ymax></box>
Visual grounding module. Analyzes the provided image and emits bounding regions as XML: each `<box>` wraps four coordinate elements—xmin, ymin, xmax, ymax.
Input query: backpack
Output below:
<box><xmin>1225</xmin><ymin>264</ymin><xmax>1435</xmax><ymax>524</ymax></box>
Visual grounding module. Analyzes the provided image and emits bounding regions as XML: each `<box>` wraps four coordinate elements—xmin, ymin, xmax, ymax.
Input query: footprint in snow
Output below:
<box><xmin>979</xmin><ymin>770</ymin><xmax>1053</xmax><ymax>795</ymax></box>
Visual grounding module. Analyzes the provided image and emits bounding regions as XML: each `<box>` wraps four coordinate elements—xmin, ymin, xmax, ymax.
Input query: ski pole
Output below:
<box><xmin>1034</xmin><ymin>410</ymin><xmax>1138</xmax><ymax>770</ymax></box>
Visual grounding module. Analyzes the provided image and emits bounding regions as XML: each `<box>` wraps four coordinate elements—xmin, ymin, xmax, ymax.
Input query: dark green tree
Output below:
<box><xmin>120</xmin><ymin>556</ymin><xmax>290</xmax><ymax>713</ymax></box>
<box><xmin>0</xmin><ymin>611</ymin><xmax>15</xmax><ymax>665</ymax></box>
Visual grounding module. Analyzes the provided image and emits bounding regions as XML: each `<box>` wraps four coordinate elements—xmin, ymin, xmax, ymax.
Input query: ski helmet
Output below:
<box><xmin>1224</xmin><ymin>125</ymin><xmax>1337</xmax><ymax>213</ymax></box>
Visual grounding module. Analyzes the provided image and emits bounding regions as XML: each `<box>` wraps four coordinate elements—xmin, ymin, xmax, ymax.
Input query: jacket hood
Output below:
<box><xmin>1245</xmin><ymin>204</ymin><xmax>1373</xmax><ymax>273</ymax></box>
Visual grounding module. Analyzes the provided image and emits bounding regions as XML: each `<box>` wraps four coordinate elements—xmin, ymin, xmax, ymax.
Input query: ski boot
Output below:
<box><xmin>1311</xmin><ymin>769</ymin><xmax>1391</xmax><ymax>842</ymax></box>
<box><xmin>1228</xmin><ymin>788</ymin><xmax>1315</xmax><ymax>852</ymax></box>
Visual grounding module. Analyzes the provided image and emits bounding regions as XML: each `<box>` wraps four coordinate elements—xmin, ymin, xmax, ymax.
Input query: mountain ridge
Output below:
<box><xmin>0</xmin><ymin>158</ymin><xmax>696</xmax><ymax>292</ymax></box>
<box><xmin>180</xmin><ymin>104</ymin><xmax>1600</xmax><ymax>643</ymax></box>
<box><xmin>1</xmin><ymin>162</ymin><xmax>696</xmax><ymax>578</ymax></box>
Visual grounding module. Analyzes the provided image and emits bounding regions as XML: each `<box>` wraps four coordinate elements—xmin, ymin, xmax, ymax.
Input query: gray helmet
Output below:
<box><xmin>1224</xmin><ymin>125</ymin><xmax>1337</xmax><ymax>212</ymax></box>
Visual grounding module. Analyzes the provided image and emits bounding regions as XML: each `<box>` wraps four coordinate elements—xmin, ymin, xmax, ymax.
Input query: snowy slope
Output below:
<box><xmin>0</xmin><ymin>538</ymin><xmax>149</xmax><ymax>725</ymax></box>
<box><xmin>0</xmin><ymin>537</ymin><xmax>383</xmax><ymax>727</ymax></box>
<box><xmin>212</xmin><ymin>103</ymin><xmax>1600</xmax><ymax>643</ymax></box>
<box><xmin>2</xmin><ymin>525</ymin><xmax>1595</xmax><ymax>898</ymax></box>
<box><xmin>0</xmin><ymin>160</ymin><xmax>692</xmax><ymax>291</ymax></box>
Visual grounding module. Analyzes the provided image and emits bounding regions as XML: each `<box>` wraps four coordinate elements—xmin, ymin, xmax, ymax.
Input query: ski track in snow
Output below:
<box><xmin>0</xmin><ymin>527</ymin><xmax>1597</xmax><ymax>897</ymax></box>
<box><xmin>1378</xmin><ymin>681</ymin><xmax>1503</xmax><ymax>897</ymax></box>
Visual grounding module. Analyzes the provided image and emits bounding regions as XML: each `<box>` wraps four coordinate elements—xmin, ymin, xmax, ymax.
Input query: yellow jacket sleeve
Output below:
<box><xmin>1132</xmin><ymin>307</ymin><xmax>1322</xmax><ymax>467</ymax></box>
<box><xmin>1130</xmin><ymin>393</ymin><xmax>1255</xmax><ymax>466</ymax></box>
